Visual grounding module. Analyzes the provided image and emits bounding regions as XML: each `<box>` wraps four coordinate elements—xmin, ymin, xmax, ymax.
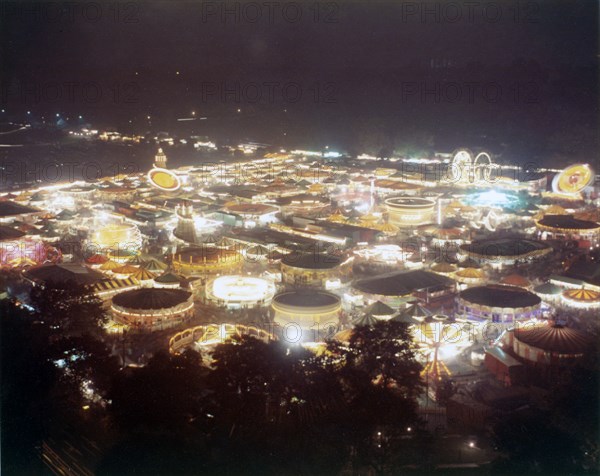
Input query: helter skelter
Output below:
<box><xmin>412</xmin><ymin>314</ymin><xmax>471</xmax><ymax>381</ymax></box>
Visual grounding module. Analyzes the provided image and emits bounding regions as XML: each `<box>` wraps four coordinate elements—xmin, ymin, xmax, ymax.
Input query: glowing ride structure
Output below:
<box><xmin>385</xmin><ymin>197</ymin><xmax>436</xmax><ymax>227</ymax></box>
<box><xmin>89</xmin><ymin>222</ymin><xmax>143</xmax><ymax>254</ymax></box>
<box><xmin>458</xmin><ymin>285</ymin><xmax>542</xmax><ymax>326</ymax></box>
<box><xmin>169</xmin><ymin>323</ymin><xmax>275</xmax><ymax>353</ymax></box>
<box><xmin>147</xmin><ymin>148</ymin><xmax>181</xmax><ymax>191</ymax></box>
<box><xmin>413</xmin><ymin>315</ymin><xmax>471</xmax><ymax>380</ymax></box>
<box><xmin>458</xmin><ymin>237</ymin><xmax>552</xmax><ymax>268</ymax></box>
<box><xmin>450</xmin><ymin>149</ymin><xmax>497</xmax><ymax>185</ymax></box>
<box><xmin>551</xmin><ymin>163</ymin><xmax>594</xmax><ymax>195</ymax></box>
<box><xmin>205</xmin><ymin>275</ymin><xmax>276</xmax><ymax>309</ymax></box>
<box><xmin>271</xmin><ymin>291</ymin><xmax>342</xmax><ymax>341</ymax></box>
<box><xmin>111</xmin><ymin>288</ymin><xmax>195</xmax><ymax>331</ymax></box>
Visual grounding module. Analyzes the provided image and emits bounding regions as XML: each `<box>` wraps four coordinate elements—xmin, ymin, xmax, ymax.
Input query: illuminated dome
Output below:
<box><xmin>282</xmin><ymin>252</ymin><xmax>342</xmax><ymax>270</ymax></box>
<box><xmin>458</xmin><ymin>285</ymin><xmax>542</xmax><ymax>324</ymax></box>
<box><xmin>430</xmin><ymin>262</ymin><xmax>458</xmax><ymax>275</ymax></box>
<box><xmin>225</xmin><ymin>203</ymin><xmax>278</xmax><ymax>216</ymax></box>
<box><xmin>272</xmin><ymin>291</ymin><xmax>342</xmax><ymax>339</ymax></box>
<box><xmin>513</xmin><ymin>323</ymin><xmax>591</xmax><ymax>363</ymax></box>
<box><xmin>172</xmin><ymin>247</ymin><xmax>241</xmax><ymax>276</ymax></box>
<box><xmin>385</xmin><ymin>197</ymin><xmax>436</xmax><ymax>227</ymax></box>
<box><xmin>536</xmin><ymin>215</ymin><xmax>600</xmax><ymax>234</ymax></box>
<box><xmin>459</xmin><ymin>238</ymin><xmax>551</xmax><ymax>267</ymax></box>
<box><xmin>90</xmin><ymin>223</ymin><xmax>142</xmax><ymax>254</ymax></box>
<box><xmin>281</xmin><ymin>252</ymin><xmax>348</xmax><ymax>289</ymax></box>
<box><xmin>205</xmin><ymin>275</ymin><xmax>276</xmax><ymax>309</ymax></box>
<box><xmin>561</xmin><ymin>288</ymin><xmax>600</xmax><ymax>309</ymax></box>
<box><xmin>454</xmin><ymin>267</ymin><xmax>486</xmax><ymax>283</ymax></box>
<box><xmin>500</xmin><ymin>274</ymin><xmax>530</xmax><ymax>288</ymax></box>
<box><xmin>111</xmin><ymin>288</ymin><xmax>194</xmax><ymax>331</ymax></box>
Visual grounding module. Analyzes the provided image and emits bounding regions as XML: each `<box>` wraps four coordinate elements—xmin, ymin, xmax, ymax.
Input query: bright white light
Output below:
<box><xmin>207</xmin><ymin>276</ymin><xmax>275</xmax><ymax>306</ymax></box>
<box><xmin>50</xmin><ymin>195</ymin><xmax>75</xmax><ymax>210</ymax></box>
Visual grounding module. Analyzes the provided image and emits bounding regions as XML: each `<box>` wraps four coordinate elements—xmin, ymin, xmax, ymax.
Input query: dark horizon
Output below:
<box><xmin>2</xmin><ymin>1</ymin><xmax>598</xmax><ymax>162</ymax></box>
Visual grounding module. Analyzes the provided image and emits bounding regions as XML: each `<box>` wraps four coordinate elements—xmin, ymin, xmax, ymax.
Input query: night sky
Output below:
<box><xmin>1</xmin><ymin>1</ymin><xmax>599</xmax><ymax>161</ymax></box>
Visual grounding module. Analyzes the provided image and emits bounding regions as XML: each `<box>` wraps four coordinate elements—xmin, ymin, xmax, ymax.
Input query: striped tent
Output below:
<box><xmin>142</xmin><ymin>258</ymin><xmax>168</xmax><ymax>272</ymax></box>
<box><xmin>364</xmin><ymin>300</ymin><xmax>395</xmax><ymax>319</ymax></box>
<box><xmin>393</xmin><ymin>302</ymin><xmax>432</xmax><ymax>324</ymax></box>
<box><xmin>100</xmin><ymin>260</ymin><xmax>121</xmax><ymax>271</ymax></box>
<box><xmin>352</xmin><ymin>312</ymin><xmax>379</xmax><ymax>327</ymax></box>
<box><xmin>92</xmin><ymin>277</ymin><xmax>138</xmax><ymax>296</ymax></box>
<box><xmin>132</xmin><ymin>268</ymin><xmax>157</xmax><ymax>282</ymax></box>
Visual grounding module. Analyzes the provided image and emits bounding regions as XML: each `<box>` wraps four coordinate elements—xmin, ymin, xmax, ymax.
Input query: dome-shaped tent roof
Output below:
<box><xmin>533</xmin><ymin>282</ymin><xmax>563</xmax><ymax>296</ymax></box>
<box><xmin>514</xmin><ymin>324</ymin><xmax>591</xmax><ymax>355</ymax></box>
<box><xmin>562</xmin><ymin>288</ymin><xmax>600</xmax><ymax>303</ymax></box>
<box><xmin>500</xmin><ymin>274</ymin><xmax>530</xmax><ymax>288</ymax></box>
<box><xmin>113</xmin><ymin>288</ymin><xmax>191</xmax><ymax>310</ymax></box>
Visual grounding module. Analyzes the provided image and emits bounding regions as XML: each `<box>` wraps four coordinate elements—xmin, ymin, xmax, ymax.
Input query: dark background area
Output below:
<box><xmin>1</xmin><ymin>0</ymin><xmax>598</xmax><ymax>164</ymax></box>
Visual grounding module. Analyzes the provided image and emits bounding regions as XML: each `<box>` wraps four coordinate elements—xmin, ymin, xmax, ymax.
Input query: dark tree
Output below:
<box><xmin>207</xmin><ymin>336</ymin><xmax>349</xmax><ymax>474</ymax></box>
<box><xmin>30</xmin><ymin>280</ymin><xmax>108</xmax><ymax>336</ymax></box>
<box><xmin>108</xmin><ymin>350</ymin><xmax>206</xmax><ymax>433</ymax></box>
<box><xmin>333</xmin><ymin>321</ymin><xmax>423</xmax><ymax>394</ymax></box>
<box><xmin>1</xmin><ymin>301</ymin><xmax>56</xmax><ymax>474</ymax></box>
<box><xmin>325</xmin><ymin>321</ymin><xmax>425</xmax><ymax>470</ymax></box>
<box><xmin>492</xmin><ymin>409</ymin><xmax>581</xmax><ymax>475</ymax></box>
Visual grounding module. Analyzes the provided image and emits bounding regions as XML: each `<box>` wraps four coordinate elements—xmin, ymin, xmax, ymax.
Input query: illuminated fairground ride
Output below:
<box><xmin>147</xmin><ymin>148</ymin><xmax>182</xmax><ymax>191</ymax></box>
<box><xmin>551</xmin><ymin>163</ymin><xmax>595</xmax><ymax>196</ymax></box>
<box><xmin>0</xmin><ymin>238</ymin><xmax>61</xmax><ymax>268</ymax></box>
<box><xmin>205</xmin><ymin>275</ymin><xmax>276</xmax><ymax>309</ymax></box>
<box><xmin>450</xmin><ymin>149</ymin><xmax>498</xmax><ymax>185</ymax></box>
<box><xmin>470</xmin><ymin>209</ymin><xmax>501</xmax><ymax>232</ymax></box>
<box><xmin>89</xmin><ymin>222</ymin><xmax>143</xmax><ymax>256</ymax></box>
<box><xmin>169</xmin><ymin>323</ymin><xmax>275</xmax><ymax>354</ymax></box>
<box><xmin>412</xmin><ymin>315</ymin><xmax>471</xmax><ymax>381</ymax></box>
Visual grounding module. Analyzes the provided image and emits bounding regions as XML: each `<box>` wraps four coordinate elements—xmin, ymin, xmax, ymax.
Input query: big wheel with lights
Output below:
<box><xmin>451</xmin><ymin>149</ymin><xmax>473</xmax><ymax>184</ymax></box>
<box><xmin>473</xmin><ymin>152</ymin><xmax>495</xmax><ymax>183</ymax></box>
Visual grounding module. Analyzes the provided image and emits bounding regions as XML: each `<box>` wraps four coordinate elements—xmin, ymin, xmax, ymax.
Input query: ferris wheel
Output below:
<box><xmin>451</xmin><ymin>149</ymin><xmax>497</xmax><ymax>184</ymax></box>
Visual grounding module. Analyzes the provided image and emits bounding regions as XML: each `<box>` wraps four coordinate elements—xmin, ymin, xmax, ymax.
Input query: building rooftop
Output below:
<box><xmin>113</xmin><ymin>288</ymin><xmax>192</xmax><ymax>310</ymax></box>
<box><xmin>460</xmin><ymin>285</ymin><xmax>541</xmax><ymax>308</ymax></box>
<box><xmin>354</xmin><ymin>270</ymin><xmax>454</xmax><ymax>296</ymax></box>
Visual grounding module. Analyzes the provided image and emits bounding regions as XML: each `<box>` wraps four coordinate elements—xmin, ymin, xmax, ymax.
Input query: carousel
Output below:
<box><xmin>111</xmin><ymin>288</ymin><xmax>194</xmax><ymax>331</ymax></box>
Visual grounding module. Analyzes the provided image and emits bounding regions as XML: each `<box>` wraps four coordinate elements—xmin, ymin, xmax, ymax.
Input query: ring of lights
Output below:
<box><xmin>271</xmin><ymin>291</ymin><xmax>341</xmax><ymax>331</ymax></box>
<box><xmin>148</xmin><ymin>167</ymin><xmax>181</xmax><ymax>191</ymax></box>
<box><xmin>385</xmin><ymin>197</ymin><xmax>436</xmax><ymax>227</ymax></box>
<box><xmin>205</xmin><ymin>275</ymin><xmax>276</xmax><ymax>309</ymax></box>
<box><xmin>551</xmin><ymin>164</ymin><xmax>594</xmax><ymax>195</ymax></box>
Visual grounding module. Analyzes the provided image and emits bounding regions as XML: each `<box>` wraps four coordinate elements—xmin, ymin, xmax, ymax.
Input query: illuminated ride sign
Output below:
<box><xmin>147</xmin><ymin>167</ymin><xmax>181</xmax><ymax>191</ymax></box>
<box><xmin>551</xmin><ymin>164</ymin><xmax>594</xmax><ymax>195</ymax></box>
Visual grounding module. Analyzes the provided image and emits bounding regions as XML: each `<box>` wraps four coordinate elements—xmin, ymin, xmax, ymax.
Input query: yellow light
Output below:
<box><xmin>147</xmin><ymin>168</ymin><xmax>181</xmax><ymax>191</ymax></box>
